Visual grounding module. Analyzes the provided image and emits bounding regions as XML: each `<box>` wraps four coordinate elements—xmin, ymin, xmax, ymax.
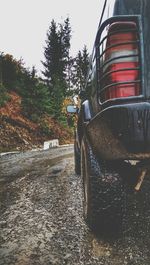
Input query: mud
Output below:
<box><xmin>0</xmin><ymin>146</ymin><xmax>150</xmax><ymax>264</ymax></box>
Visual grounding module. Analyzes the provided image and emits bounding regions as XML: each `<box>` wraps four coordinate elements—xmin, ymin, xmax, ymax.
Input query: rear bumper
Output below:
<box><xmin>86</xmin><ymin>102</ymin><xmax>150</xmax><ymax>160</ymax></box>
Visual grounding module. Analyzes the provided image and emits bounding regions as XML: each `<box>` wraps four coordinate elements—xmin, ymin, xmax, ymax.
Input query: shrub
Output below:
<box><xmin>0</xmin><ymin>85</ymin><xmax>10</xmax><ymax>107</ymax></box>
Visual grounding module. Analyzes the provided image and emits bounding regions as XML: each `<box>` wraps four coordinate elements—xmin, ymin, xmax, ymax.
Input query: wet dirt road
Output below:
<box><xmin>0</xmin><ymin>145</ymin><xmax>150</xmax><ymax>265</ymax></box>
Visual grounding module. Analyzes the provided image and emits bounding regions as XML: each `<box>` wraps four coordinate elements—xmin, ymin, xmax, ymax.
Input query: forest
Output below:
<box><xmin>0</xmin><ymin>18</ymin><xmax>89</xmax><ymax>151</ymax></box>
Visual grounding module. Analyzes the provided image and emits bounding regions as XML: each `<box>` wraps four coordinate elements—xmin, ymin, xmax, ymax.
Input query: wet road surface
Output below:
<box><xmin>0</xmin><ymin>146</ymin><xmax>150</xmax><ymax>264</ymax></box>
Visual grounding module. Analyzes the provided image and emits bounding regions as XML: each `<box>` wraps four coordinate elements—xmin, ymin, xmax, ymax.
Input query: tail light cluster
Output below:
<box><xmin>99</xmin><ymin>21</ymin><xmax>141</xmax><ymax>103</ymax></box>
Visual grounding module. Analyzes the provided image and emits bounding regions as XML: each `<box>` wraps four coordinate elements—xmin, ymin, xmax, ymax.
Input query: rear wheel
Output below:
<box><xmin>81</xmin><ymin>136</ymin><xmax>125</xmax><ymax>235</ymax></box>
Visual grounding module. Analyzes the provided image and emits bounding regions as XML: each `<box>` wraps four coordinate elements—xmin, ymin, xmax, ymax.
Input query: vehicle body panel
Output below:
<box><xmin>76</xmin><ymin>0</ymin><xmax>150</xmax><ymax>161</ymax></box>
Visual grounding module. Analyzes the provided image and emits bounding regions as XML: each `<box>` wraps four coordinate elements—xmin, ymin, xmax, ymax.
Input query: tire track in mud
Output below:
<box><xmin>0</xmin><ymin>147</ymin><xmax>150</xmax><ymax>264</ymax></box>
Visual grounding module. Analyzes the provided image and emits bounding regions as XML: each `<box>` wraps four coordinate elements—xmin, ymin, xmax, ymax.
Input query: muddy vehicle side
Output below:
<box><xmin>69</xmin><ymin>0</ymin><xmax>150</xmax><ymax>235</ymax></box>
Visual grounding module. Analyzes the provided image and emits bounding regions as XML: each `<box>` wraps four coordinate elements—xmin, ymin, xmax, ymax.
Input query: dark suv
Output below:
<box><xmin>68</xmin><ymin>0</ymin><xmax>150</xmax><ymax>234</ymax></box>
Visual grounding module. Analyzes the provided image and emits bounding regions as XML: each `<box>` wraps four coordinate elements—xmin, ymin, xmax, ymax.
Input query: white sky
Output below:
<box><xmin>0</xmin><ymin>0</ymin><xmax>105</xmax><ymax>75</ymax></box>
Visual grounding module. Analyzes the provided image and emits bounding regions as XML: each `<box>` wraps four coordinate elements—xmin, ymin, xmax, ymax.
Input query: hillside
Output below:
<box><xmin>0</xmin><ymin>92</ymin><xmax>74</xmax><ymax>152</ymax></box>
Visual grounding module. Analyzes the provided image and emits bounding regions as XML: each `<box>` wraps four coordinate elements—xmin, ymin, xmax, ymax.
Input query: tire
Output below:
<box><xmin>81</xmin><ymin>136</ymin><xmax>125</xmax><ymax>236</ymax></box>
<box><xmin>74</xmin><ymin>141</ymin><xmax>81</xmax><ymax>175</ymax></box>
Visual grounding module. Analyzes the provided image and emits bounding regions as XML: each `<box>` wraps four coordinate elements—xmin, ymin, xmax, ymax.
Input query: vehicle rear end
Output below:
<box><xmin>79</xmin><ymin>0</ymin><xmax>150</xmax><ymax>236</ymax></box>
<box><xmin>86</xmin><ymin>0</ymin><xmax>150</xmax><ymax>162</ymax></box>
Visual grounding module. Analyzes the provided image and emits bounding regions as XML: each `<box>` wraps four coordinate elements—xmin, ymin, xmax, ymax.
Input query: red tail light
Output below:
<box><xmin>101</xmin><ymin>21</ymin><xmax>140</xmax><ymax>102</ymax></box>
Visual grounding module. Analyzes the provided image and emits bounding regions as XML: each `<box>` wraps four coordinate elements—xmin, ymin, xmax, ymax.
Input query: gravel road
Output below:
<box><xmin>0</xmin><ymin>145</ymin><xmax>150</xmax><ymax>265</ymax></box>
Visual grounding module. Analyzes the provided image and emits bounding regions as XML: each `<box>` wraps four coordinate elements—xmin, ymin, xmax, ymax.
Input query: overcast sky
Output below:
<box><xmin>0</xmin><ymin>0</ymin><xmax>105</xmax><ymax>75</ymax></box>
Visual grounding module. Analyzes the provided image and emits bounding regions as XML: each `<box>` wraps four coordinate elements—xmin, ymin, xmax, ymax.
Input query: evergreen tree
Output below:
<box><xmin>42</xmin><ymin>20</ymin><xmax>60</xmax><ymax>87</ymax></box>
<box><xmin>31</xmin><ymin>66</ymin><xmax>37</xmax><ymax>79</ymax></box>
<box><xmin>59</xmin><ymin>17</ymin><xmax>72</xmax><ymax>92</ymax></box>
<box><xmin>42</xmin><ymin>18</ymin><xmax>71</xmax><ymax>87</ymax></box>
<box><xmin>73</xmin><ymin>46</ymin><xmax>89</xmax><ymax>94</ymax></box>
<box><xmin>21</xmin><ymin>69</ymin><xmax>51</xmax><ymax>120</ymax></box>
<box><xmin>82</xmin><ymin>46</ymin><xmax>90</xmax><ymax>84</ymax></box>
<box><xmin>0</xmin><ymin>52</ymin><xmax>51</xmax><ymax>119</ymax></box>
<box><xmin>49</xmin><ymin>77</ymin><xmax>67</xmax><ymax>119</ymax></box>
<box><xmin>0</xmin><ymin>84</ymin><xmax>10</xmax><ymax>107</ymax></box>
<box><xmin>74</xmin><ymin>50</ymin><xmax>83</xmax><ymax>93</ymax></box>
<box><xmin>1</xmin><ymin>53</ymin><xmax>21</xmax><ymax>90</ymax></box>
<box><xmin>66</xmin><ymin>56</ymin><xmax>75</xmax><ymax>93</ymax></box>
<box><xmin>42</xmin><ymin>17</ymin><xmax>72</xmax><ymax>118</ymax></box>
<box><xmin>59</xmin><ymin>17</ymin><xmax>71</xmax><ymax>67</ymax></box>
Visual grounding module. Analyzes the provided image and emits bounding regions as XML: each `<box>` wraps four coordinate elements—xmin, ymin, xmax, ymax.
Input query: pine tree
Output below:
<box><xmin>66</xmin><ymin>56</ymin><xmax>75</xmax><ymax>93</ymax></box>
<box><xmin>73</xmin><ymin>46</ymin><xmax>89</xmax><ymax>94</ymax></box>
<box><xmin>82</xmin><ymin>46</ymin><xmax>90</xmax><ymax>84</ymax></box>
<box><xmin>42</xmin><ymin>18</ymin><xmax>72</xmax><ymax>87</ymax></box>
<box><xmin>1</xmin><ymin>53</ymin><xmax>21</xmax><ymax>90</ymax></box>
<box><xmin>60</xmin><ymin>17</ymin><xmax>71</xmax><ymax>65</ymax></box>
<box><xmin>21</xmin><ymin>69</ymin><xmax>51</xmax><ymax>120</ymax></box>
<box><xmin>42</xmin><ymin>18</ymin><xmax>72</xmax><ymax>118</ymax></box>
<box><xmin>59</xmin><ymin>17</ymin><xmax>72</xmax><ymax>92</ymax></box>
<box><xmin>74</xmin><ymin>50</ymin><xmax>83</xmax><ymax>92</ymax></box>
<box><xmin>42</xmin><ymin>20</ymin><xmax>61</xmax><ymax>87</ymax></box>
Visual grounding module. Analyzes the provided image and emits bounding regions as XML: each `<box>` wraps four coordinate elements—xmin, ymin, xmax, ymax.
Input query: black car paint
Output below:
<box><xmin>77</xmin><ymin>0</ymin><xmax>150</xmax><ymax>161</ymax></box>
